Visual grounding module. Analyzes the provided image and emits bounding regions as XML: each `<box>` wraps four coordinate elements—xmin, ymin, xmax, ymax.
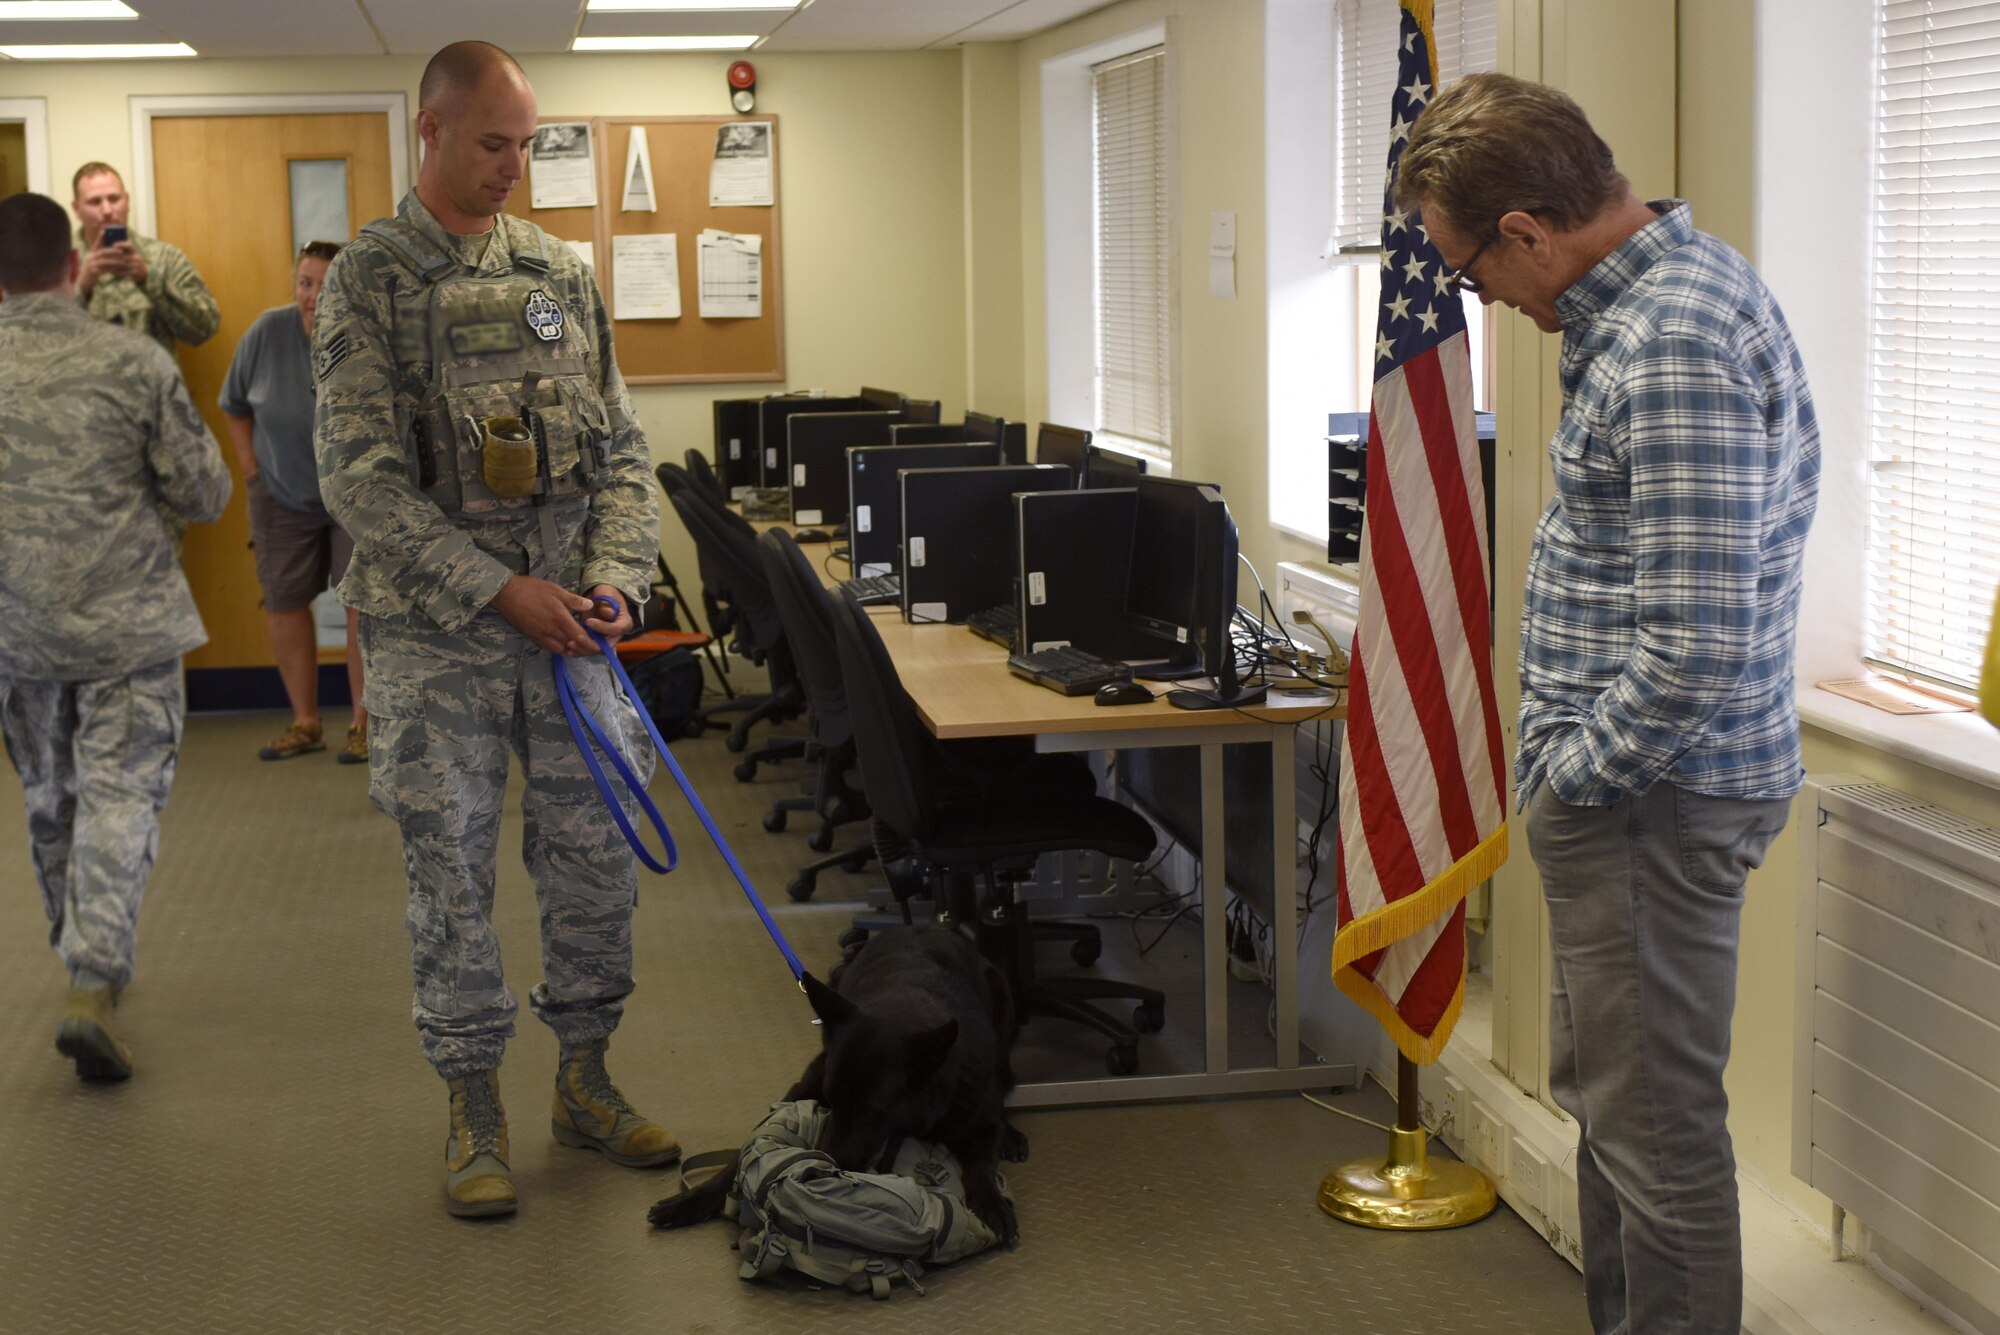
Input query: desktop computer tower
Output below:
<box><xmin>785</xmin><ymin>410</ymin><xmax>900</xmax><ymax>526</ymax></box>
<box><xmin>711</xmin><ymin>399</ymin><xmax>761</xmax><ymax>498</ymax></box>
<box><xmin>846</xmin><ymin>442</ymin><xmax>1003</xmax><ymax>576</ymax></box>
<box><xmin>757</xmin><ymin>395</ymin><xmax>867</xmax><ymax>487</ymax></box>
<box><xmin>1014</xmin><ymin>488</ymin><xmax>1169</xmax><ymax>660</ymax></box>
<box><xmin>899</xmin><ymin>464</ymin><xmax>1071</xmax><ymax>623</ymax></box>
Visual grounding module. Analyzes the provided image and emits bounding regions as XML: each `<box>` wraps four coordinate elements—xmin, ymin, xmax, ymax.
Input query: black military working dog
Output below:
<box><xmin>649</xmin><ymin>926</ymin><xmax>1026</xmax><ymax>1244</ymax></box>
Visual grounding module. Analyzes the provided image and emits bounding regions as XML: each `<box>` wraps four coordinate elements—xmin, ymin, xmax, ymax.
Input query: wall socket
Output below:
<box><xmin>1508</xmin><ymin>1138</ymin><xmax>1551</xmax><ymax>1219</ymax></box>
<box><xmin>1438</xmin><ymin>1075</ymin><xmax>1468</xmax><ymax>1141</ymax></box>
<box><xmin>1466</xmin><ymin>1099</ymin><xmax>1505</xmax><ymax>1175</ymax></box>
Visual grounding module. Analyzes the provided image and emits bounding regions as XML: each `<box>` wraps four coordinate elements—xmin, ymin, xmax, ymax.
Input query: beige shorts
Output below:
<box><xmin>246</xmin><ymin>472</ymin><xmax>354</xmax><ymax>613</ymax></box>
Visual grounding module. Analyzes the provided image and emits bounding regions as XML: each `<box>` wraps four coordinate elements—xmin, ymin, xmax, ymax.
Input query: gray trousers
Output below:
<box><xmin>361</xmin><ymin>613</ymin><xmax>651</xmax><ymax>1079</ymax></box>
<box><xmin>1526</xmin><ymin>780</ymin><xmax>1790</xmax><ymax>1335</ymax></box>
<box><xmin>0</xmin><ymin>660</ymin><xmax>185</xmax><ymax>990</ymax></box>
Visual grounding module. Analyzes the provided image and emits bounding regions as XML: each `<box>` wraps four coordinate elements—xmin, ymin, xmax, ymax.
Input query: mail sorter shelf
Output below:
<box><xmin>1326</xmin><ymin>411</ymin><xmax>1368</xmax><ymax>563</ymax></box>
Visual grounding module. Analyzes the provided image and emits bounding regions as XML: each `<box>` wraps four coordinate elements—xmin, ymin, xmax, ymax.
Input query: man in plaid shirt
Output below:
<box><xmin>1398</xmin><ymin>74</ymin><xmax>1820</xmax><ymax>1335</ymax></box>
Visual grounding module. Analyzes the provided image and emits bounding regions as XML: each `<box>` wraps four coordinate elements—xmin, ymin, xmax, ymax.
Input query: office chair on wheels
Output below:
<box><xmin>755</xmin><ymin>528</ymin><xmax>877</xmax><ymax>901</ymax></box>
<box><xmin>827</xmin><ymin>588</ymin><xmax>1166</xmax><ymax>1075</ymax></box>
<box><xmin>665</xmin><ymin>490</ymin><xmax>806</xmax><ymax>774</ymax></box>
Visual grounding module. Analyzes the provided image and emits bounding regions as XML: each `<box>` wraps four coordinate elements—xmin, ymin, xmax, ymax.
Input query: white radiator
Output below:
<box><xmin>1793</xmin><ymin>775</ymin><xmax>2000</xmax><ymax>1315</ymax></box>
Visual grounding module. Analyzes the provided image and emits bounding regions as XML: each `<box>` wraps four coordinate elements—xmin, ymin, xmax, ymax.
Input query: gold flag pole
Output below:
<box><xmin>1318</xmin><ymin>1054</ymin><xmax>1496</xmax><ymax>1229</ymax></box>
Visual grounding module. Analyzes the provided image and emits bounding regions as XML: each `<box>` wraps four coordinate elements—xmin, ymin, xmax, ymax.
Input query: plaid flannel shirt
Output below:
<box><xmin>1516</xmin><ymin>201</ymin><xmax>1821</xmax><ymax>808</ymax></box>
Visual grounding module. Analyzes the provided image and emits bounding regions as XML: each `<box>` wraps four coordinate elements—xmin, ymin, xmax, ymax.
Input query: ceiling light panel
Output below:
<box><xmin>585</xmin><ymin>1</ymin><xmax>797</xmax><ymax>10</ymax></box>
<box><xmin>574</xmin><ymin>34</ymin><xmax>759</xmax><ymax>50</ymax></box>
<box><xmin>0</xmin><ymin>39</ymin><xmax>193</xmax><ymax>55</ymax></box>
<box><xmin>0</xmin><ymin>2</ymin><xmax>137</xmax><ymax>18</ymax></box>
<box><xmin>579</xmin><ymin>7</ymin><xmax>788</xmax><ymax>39</ymax></box>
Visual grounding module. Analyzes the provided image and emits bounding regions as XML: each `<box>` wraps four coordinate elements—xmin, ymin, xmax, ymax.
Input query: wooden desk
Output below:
<box><xmin>880</xmin><ymin>615</ymin><xmax>1348</xmax><ymax>1106</ymax></box>
<box><xmin>744</xmin><ymin>506</ymin><xmax>1353</xmax><ymax>1105</ymax></box>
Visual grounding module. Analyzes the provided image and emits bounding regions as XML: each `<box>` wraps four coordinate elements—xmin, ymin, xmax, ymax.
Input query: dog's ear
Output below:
<box><xmin>905</xmin><ymin>1017</ymin><xmax>959</xmax><ymax>1072</ymax></box>
<box><xmin>803</xmin><ymin>972</ymin><xmax>857</xmax><ymax>1027</ymax></box>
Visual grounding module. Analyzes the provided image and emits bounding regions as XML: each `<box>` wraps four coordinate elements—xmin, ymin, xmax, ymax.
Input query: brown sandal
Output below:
<box><xmin>258</xmin><ymin>720</ymin><xmax>325</xmax><ymax>760</ymax></box>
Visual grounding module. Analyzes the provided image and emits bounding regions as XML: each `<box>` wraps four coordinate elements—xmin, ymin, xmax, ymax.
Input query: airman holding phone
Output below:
<box><xmin>70</xmin><ymin>162</ymin><xmax>219</xmax><ymax>355</ymax></box>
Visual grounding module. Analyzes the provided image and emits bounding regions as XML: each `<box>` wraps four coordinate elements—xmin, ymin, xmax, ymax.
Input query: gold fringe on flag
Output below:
<box><xmin>1332</xmin><ymin>821</ymin><xmax>1507</xmax><ymax>1064</ymax></box>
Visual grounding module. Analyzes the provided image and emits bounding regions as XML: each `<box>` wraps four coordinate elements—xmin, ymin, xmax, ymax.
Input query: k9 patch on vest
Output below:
<box><xmin>524</xmin><ymin>289</ymin><xmax>564</xmax><ymax>343</ymax></box>
<box><xmin>448</xmin><ymin>320</ymin><xmax>525</xmax><ymax>357</ymax></box>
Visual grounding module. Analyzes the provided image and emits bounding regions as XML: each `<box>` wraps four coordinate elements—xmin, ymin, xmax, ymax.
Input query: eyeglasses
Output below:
<box><xmin>1446</xmin><ymin>233</ymin><xmax>1497</xmax><ymax>295</ymax></box>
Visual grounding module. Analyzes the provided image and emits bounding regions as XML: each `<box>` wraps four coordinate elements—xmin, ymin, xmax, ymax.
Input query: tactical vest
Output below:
<box><xmin>360</xmin><ymin>215</ymin><xmax>611</xmax><ymax>527</ymax></box>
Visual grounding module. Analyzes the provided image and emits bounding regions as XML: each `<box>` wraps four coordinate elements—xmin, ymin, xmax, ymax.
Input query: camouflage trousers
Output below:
<box><xmin>360</xmin><ymin>611</ymin><xmax>654</xmax><ymax>1078</ymax></box>
<box><xmin>0</xmin><ymin>660</ymin><xmax>185</xmax><ymax>990</ymax></box>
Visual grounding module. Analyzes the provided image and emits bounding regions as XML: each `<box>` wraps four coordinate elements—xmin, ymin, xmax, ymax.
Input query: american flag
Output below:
<box><xmin>1331</xmin><ymin>0</ymin><xmax>1509</xmax><ymax>1064</ymax></box>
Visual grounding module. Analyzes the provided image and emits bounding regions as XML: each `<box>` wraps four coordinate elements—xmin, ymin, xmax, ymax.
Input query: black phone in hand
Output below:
<box><xmin>101</xmin><ymin>225</ymin><xmax>128</xmax><ymax>247</ymax></box>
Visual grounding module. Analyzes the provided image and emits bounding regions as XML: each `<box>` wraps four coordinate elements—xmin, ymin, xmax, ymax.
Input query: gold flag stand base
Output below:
<box><xmin>1318</xmin><ymin>1055</ymin><xmax>1496</xmax><ymax>1230</ymax></box>
<box><xmin>1318</xmin><ymin>1125</ymin><xmax>1496</xmax><ymax>1230</ymax></box>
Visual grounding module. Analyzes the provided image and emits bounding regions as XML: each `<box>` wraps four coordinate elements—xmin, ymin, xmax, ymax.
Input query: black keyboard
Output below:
<box><xmin>841</xmin><ymin>573</ymin><xmax>901</xmax><ymax>607</ymax></box>
<box><xmin>966</xmin><ymin>603</ymin><xmax>1017</xmax><ymax>649</ymax></box>
<box><xmin>1007</xmin><ymin>645</ymin><xmax>1133</xmax><ymax>696</ymax></box>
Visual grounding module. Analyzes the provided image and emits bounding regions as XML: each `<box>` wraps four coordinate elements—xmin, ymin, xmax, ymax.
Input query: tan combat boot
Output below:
<box><xmin>551</xmin><ymin>1040</ymin><xmax>681</xmax><ymax>1168</ymax></box>
<box><xmin>55</xmin><ymin>986</ymin><xmax>132</xmax><ymax>1082</ymax></box>
<box><xmin>444</xmin><ymin>1069</ymin><xmax>517</xmax><ymax>1218</ymax></box>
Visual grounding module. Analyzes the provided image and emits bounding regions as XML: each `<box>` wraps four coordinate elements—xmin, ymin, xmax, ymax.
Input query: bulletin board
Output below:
<box><xmin>515</xmin><ymin>114</ymin><xmax>784</xmax><ymax>386</ymax></box>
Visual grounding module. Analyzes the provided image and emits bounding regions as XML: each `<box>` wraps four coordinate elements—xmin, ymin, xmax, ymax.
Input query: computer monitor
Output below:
<box><xmin>711</xmin><ymin>398</ymin><xmax>761</xmax><ymax>497</ymax></box>
<box><xmin>1125</xmin><ymin>477</ymin><xmax>1264</xmax><ymax>709</ymax></box>
<box><xmin>1035</xmin><ymin>423</ymin><xmax>1092</xmax><ymax>481</ymax></box>
<box><xmin>890</xmin><ymin>422</ymin><xmax>972</xmax><ymax>445</ymax></box>
<box><xmin>1083</xmin><ymin>444</ymin><xmax>1148</xmax><ymax>490</ymax></box>
<box><xmin>900</xmin><ymin>464</ymin><xmax>1073</xmax><ymax>624</ymax></box>
<box><xmin>757</xmin><ymin>395</ymin><xmax>865</xmax><ymax>487</ymax></box>
<box><xmin>964</xmin><ymin>410</ymin><xmax>1028</xmax><ymax>466</ymax></box>
<box><xmin>902</xmin><ymin>398</ymin><xmax>943</xmax><ymax>425</ymax></box>
<box><xmin>1015</xmin><ymin>487</ymin><xmax>1163</xmax><ymax>659</ymax></box>
<box><xmin>786</xmin><ymin>411</ymin><xmax>899</xmax><ymax>526</ymax></box>
<box><xmin>859</xmin><ymin>386</ymin><xmax>905</xmax><ymax>411</ymax></box>
<box><xmin>846</xmin><ymin>441</ymin><xmax>1003</xmax><ymax>576</ymax></box>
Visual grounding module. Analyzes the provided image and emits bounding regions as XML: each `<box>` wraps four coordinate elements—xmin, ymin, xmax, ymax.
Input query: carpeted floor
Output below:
<box><xmin>0</xmin><ymin>697</ymin><xmax>1587</xmax><ymax>1334</ymax></box>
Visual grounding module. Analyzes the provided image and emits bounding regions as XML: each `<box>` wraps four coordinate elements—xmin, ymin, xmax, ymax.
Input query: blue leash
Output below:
<box><xmin>551</xmin><ymin>603</ymin><xmax>807</xmax><ymax>986</ymax></box>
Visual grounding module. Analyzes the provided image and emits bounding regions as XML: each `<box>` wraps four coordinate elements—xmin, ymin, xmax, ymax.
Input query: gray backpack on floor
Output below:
<box><xmin>705</xmin><ymin>1099</ymin><xmax>1007</xmax><ymax>1299</ymax></box>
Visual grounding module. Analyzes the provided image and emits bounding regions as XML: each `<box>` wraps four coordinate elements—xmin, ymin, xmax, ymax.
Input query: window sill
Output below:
<box><xmin>1270</xmin><ymin>515</ymin><xmax>1332</xmax><ymax>547</ymax></box>
<box><xmin>1796</xmin><ymin>681</ymin><xmax>2000</xmax><ymax>796</ymax></box>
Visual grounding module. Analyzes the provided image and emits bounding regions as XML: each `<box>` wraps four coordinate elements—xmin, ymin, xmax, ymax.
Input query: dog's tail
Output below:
<box><xmin>647</xmin><ymin>1152</ymin><xmax>739</xmax><ymax>1229</ymax></box>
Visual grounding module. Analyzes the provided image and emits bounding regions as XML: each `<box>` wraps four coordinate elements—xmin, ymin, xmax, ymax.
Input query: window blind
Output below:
<box><xmin>1333</xmin><ymin>0</ymin><xmax>1497</xmax><ymax>254</ymax></box>
<box><xmin>1868</xmin><ymin>0</ymin><xmax>2000</xmax><ymax>691</ymax></box>
<box><xmin>1092</xmin><ymin>45</ymin><xmax>1172</xmax><ymax>462</ymax></box>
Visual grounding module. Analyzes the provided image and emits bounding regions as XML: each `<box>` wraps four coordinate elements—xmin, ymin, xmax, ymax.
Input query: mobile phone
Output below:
<box><xmin>101</xmin><ymin>225</ymin><xmax>128</xmax><ymax>247</ymax></box>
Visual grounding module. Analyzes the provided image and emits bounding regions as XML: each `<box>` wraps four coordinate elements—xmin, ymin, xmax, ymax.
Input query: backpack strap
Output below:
<box><xmin>504</xmin><ymin>216</ymin><xmax>552</xmax><ymax>274</ymax></box>
<box><xmin>359</xmin><ymin>217</ymin><xmax>456</xmax><ymax>285</ymax></box>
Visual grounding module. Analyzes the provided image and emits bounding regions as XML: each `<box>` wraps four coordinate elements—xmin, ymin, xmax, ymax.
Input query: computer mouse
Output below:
<box><xmin>1094</xmin><ymin>681</ymin><xmax>1154</xmax><ymax>706</ymax></box>
<box><xmin>792</xmin><ymin>528</ymin><xmax>831</xmax><ymax>544</ymax></box>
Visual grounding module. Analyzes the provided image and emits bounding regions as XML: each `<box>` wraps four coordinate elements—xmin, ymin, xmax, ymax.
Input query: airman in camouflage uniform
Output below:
<box><xmin>71</xmin><ymin>163</ymin><xmax>220</xmax><ymax>356</ymax></box>
<box><xmin>0</xmin><ymin>193</ymin><xmax>232</xmax><ymax>1083</ymax></box>
<box><xmin>312</xmin><ymin>41</ymin><xmax>675</xmax><ymax>1218</ymax></box>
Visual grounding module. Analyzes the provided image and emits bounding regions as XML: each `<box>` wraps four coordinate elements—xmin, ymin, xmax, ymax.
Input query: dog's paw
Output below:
<box><xmin>1000</xmin><ymin>1121</ymin><xmax>1030</xmax><ymax>1162</ymax></box>
<box><xmin>647</xmin><ymin>1191</ymin><xmax>723</xmax><ymax>1229</ymax></box>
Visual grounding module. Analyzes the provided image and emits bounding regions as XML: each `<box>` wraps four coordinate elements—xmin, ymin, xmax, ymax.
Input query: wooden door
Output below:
<box><xmin>151</xmin><ymin>112</ymin><xmax>394</xmax><ymax>671</ymax></box>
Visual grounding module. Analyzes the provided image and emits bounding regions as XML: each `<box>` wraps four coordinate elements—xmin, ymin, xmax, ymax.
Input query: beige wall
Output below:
<box><xmin>961</xmin><ymin>42</ymin><xmax>1027</xmax><ymax>418</ymax></box>
<box><xmin>13</xmin><ymin>48</ymin><xmax>968</xmax><ymax>591</ymax></box>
